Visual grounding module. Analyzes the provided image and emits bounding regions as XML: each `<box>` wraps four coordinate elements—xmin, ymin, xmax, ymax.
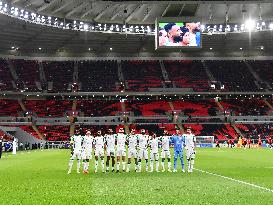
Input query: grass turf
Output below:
<box><xmin>0</xmin><ymin>148</ymin><xmax>272</xmax><ymax>205</ymax></box>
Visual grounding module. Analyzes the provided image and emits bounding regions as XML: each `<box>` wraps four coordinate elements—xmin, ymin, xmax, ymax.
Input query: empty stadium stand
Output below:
<box><xmin>164</xmin><ymin>60</ymin><xmax>209</xmax><ymax>91</ymax></box>
<box><xmin>122</xmin><ymin>60</ymin><xmax>164</xmax><ymax>91</ymax></box>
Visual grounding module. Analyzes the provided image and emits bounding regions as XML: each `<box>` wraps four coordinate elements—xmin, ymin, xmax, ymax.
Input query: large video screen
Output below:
<box><xmin>156</xmin><ymin>21</ymin><xmax>201</xmax><ymax>49</ymax></box>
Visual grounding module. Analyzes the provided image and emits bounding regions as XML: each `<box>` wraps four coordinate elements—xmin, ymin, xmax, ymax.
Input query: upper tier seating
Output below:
<box><xmin>0</xmin><ymin>59</ymin><xmax>14</xmax><ymax>91</ymax></box>
<box><xmin>12</xmin><ymin>59</ymin><xmax>40</xmax><ymax>91</ymax></box>
<box><xmin>122</xmin><ymin>60</ymin><xmax>164</xmax><ymax>91</ymax></box>
<box><xmin>205</xmin><ymin>60</ymin><xmax>258</xmax><ymax>91</ymax></box>
<box><xmin>43</xmin><ymin>61</ymin><xmax>74</xmax><ymax>91</ymax></box>
<box><xmin>78</xmin><ymin>60</ymin><xmax>119</xmax><ymax>91</ymax></box>
<box><xmin>248</xmin><ymin>60</ymin><xmax>273</xmax><ymax>89</ymax></box>
<box><xmin>164</xmin><ymin>60</ymin><xmax>209</xmax><ymax>91</ymax></box>
<box><xmin>1</xmin><ymin>59</ymin><xmax>273</xmax><ymax>92</ymax></box>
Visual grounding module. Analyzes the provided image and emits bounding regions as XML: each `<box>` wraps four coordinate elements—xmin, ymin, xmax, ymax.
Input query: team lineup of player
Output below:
<box><xmin>67</xmin><ymin>127</ymin><xmax>196</xmax><ymax>174</ymax></box>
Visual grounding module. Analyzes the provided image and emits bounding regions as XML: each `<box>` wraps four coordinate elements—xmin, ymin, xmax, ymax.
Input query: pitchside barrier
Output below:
<box><xmin>195</xmin><ymin>136</ymin><xmax>214</xmax><ymax>148</ymax></box>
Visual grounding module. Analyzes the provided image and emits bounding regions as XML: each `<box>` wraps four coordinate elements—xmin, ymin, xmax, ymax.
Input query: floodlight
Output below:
<box><xmin>245</xmin><ymin>19</ymin><xmax>255</xmax><ymax>30</ymax></box>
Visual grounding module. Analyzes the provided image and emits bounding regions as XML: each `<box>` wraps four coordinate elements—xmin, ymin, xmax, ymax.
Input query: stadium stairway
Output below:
<box><xmin>245</xmin><ymin>61</ymin><xmax>271</xmax><ymax>90</ymax></box>
<box><xmin>159</xmin><ymin>60</ymin><xmax>170</xmax><ymax>82</ymax></box>
<box><xmin>38</xmin><ymin>61</ymin><xmax>46</xmax><ymax>83</ymax></box>
<box><xmin>215</xmin><ymin>100</ymin><xmax>224</xmax><ymax>111</ymax></box>
<box><xmin>73</xmin><ymin>61</ymin><xmax>78</xmax><ymax>83</ymax></box>
<box><xmin>231</xmin><ymin>124</ymin><xmax>243</xmax><ymax>138</ymax></box>
<box><xmin>263</xmin><ymin>99</ymin><xmax>273</xmax><ymax>110</ymax></box>
<box><xmin>168</xmin><ymin>101</ymin><xmax>185</xmax><ymax>133</ymax></box>
<box><xmin>18</xmin><ymin>99</ymin><xmax>44</xmax><ymax>140</ymax></box>
<box><xmin>6</xmin><ymin>59</ymin><xmax>19</xmax><ymax>82</ymax></box>
<box><xmin>69</xmin><ymin>100</ymin><xmax>77</xmax><ymax>137</ymax></box>
<box><xmin>201</xmin><ymin>61</ymin><xmax>216</xmax><ymax>82</ymax></box>
<box><xmin>121</xmin><ymin>101</ymin><xmax>129</xmax><ymax>134</ymax></box>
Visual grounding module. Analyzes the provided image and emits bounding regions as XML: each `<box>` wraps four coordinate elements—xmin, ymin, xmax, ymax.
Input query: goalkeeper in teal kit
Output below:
<box><xmin>172</xmin><ymin>129</ymin><xmax>185</xmax><ymax>172</ymax></box>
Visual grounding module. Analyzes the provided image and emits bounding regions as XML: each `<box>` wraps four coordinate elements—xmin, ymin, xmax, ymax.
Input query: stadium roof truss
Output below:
<box><xmin>4</xmin><ymin>0</ymin><xmax>273</xmax><ymax>25</ymax></box>
<box><xmin>1</xmin><ymin>0</ymin><xmax>273</xmax><ymax>56</ymax></box>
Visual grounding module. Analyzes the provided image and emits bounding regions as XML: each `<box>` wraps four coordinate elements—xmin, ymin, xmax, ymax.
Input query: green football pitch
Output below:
<box><xmin>0</xmin><ymin>148</ymin><xmax>272</xmax><ymax>205</ymax></box>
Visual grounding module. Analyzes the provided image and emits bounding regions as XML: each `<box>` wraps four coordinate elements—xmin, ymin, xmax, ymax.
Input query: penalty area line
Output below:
<box><xmin>194</xmin><ymin>168</ymin><xmax>273</xmax><ymax>193</ymax></box>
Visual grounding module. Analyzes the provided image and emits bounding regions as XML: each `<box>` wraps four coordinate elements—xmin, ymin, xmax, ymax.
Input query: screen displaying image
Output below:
<box><xmin>158</xmin><ymin>22</ymin><xmax>201</xmax><ymax>47</ymax></box>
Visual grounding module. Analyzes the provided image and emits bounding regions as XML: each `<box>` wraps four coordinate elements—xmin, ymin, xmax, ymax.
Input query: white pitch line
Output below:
<box><xmin>194</xmin><ymin>168</ymin><xmax>273</xmax><ymax>193</ymax></box>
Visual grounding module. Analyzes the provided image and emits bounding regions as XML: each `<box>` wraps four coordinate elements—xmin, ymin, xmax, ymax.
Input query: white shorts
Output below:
<box><xmin>186</xmin><ymin>148</ymin><xmax>195</xmax><ymax>160</ymax></box>
<box><xmin>150</xmin><ymin>152</ymin><xmax>159</xmax><ymax>161</ymax></box>
<box><xmin>106</xmin><ymin>148</ymin><xmax>115</xmax><ymax>157</ymax></box>
<box><xmin>116</xmin><ymin>149</ymin><xmax>126</xmax><ymax>157</ymax></box>
<box><xmin>70</xmin><ymin>150</ymin><xmax>81</xmax><ymax>160</ymax></box>
<box><xmin>161</xmin><ymin>150</ymin><xmax>171</xmax><ymax>159</ymax></box>
<box><xmin>81</xmin><ymin>149</ymin><xmax>92</xmax><ymax>159</ymax></box>
<box><xmin>128</xmin><ymin>149</ymin><xmax>137</xmax><ymax>158</ymax></box>
<box><xmin>95</xmin><ymin>149</ymin><xmax>104</xmax><ymax>157</ymax></box>
<box><xmin>138</xmin><ymin>149</ymin><xmax>148</xmax><ymax>160</ymax></box>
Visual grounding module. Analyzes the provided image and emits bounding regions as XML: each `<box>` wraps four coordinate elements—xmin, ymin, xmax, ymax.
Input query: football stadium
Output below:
<box><xmin>0</xmin><ymin>0</ymin><xmax>273</xmax><ymax>204</ymax></box>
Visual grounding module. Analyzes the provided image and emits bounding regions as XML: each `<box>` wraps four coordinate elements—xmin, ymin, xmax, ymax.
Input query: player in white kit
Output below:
<box><xmin>105</xmin><ymin>128</ymin><xmax>116</xmax><ymax>172</ymax></box>
<box><xmin>160</xmin><ymin>130</ymin><xmax>172</xmax><ymax>172</ymax></box>
<box><xmin>126</xmin><ymin>129</ymin><xmax>138</xmax><ymax>172</ymax></box>
<box><xmin>137</xmin><ymin>129</ymin><xmax>150</xmax><ymax>172</ymax></box>
<box><xmin>12</xmin><ymin>138</ymin><xmax>18</xmax><ymax>155</ymax></box>
<box><xmin>68</xmin><ymin>130</ymin><xmax>83</xmax><ymax>174</ymax></box>
<box><xmin>116</xmin><ymin>127</ymin><xmax>127</xmax><ymax>172</ymax></box>
<box><xmin>94</xmin><ymin>130</ymin><xmax>105</xmax><ymax>173</ymax></box>
<box><xmin>149</xmin><ymin>133</ymin><xmax>159</xmax><ymax>172</ymax></box>
<box><xmin>82</xmin><ymin>130</ymin><xmax>94</xmax><ymax>174</ymax></box>
<box><xmin>183</xmin><ymin>127</ymin><xmax>196</xmax><ymax>173</ymax></box>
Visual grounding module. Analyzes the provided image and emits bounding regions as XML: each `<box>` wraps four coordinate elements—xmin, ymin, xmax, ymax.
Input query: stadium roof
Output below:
<box><xmin>5</xmin><ymin>0</ymin><xmax>273</xmax><ymax>24</ymax></box>
<box><xmin>0</xmin><ymin>0</ymin><xmax>273</xmax><ymax>57</ymax></box>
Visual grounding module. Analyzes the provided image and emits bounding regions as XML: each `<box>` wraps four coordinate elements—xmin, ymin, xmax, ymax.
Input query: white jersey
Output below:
<box><xmin>116</xmin><ymin>133</ymin><xmax>126</xmax><ymax>150</ymax></box>
<box><xmin>71</xmin><ymin>135</ymin><xmax>83</xmax><ymax>151</ymax></box>
<box><xmin>105</xmin><ymin>134</ymin><xmax>116</xmax><ymax>151</ymax></box>
<box><xmin>138</xmin><ymin>134</ymin><xmax>149</xmax><ymax>149</ymax></box>
<box><xmin>150</xmin><ymin>138</ymin><xmax>159</xmax><ymax>154</ymax></box>
<box><xmin>12</xmin><ymin>139</ymin><xmax>17</xmax><ymax>155</ymax></box>
<box><xmin>161</xmin><ymin>136</ymin><xmax>170</xmax><ymax>151</ymax></box>
<box><xmin>82</xmin><ymin>135</ymin><xmax>93</xmax><ymax>150</ymax></box>
<box><xmin>184</xmin><ymin>134</ymin><xmax>196</xmax><ymax>149</ymax></box>
<box><xmin>94</xmin><ymin>136</ymin><xmax>105</xmax><ymax>150</ymax></box>
<box><xmin>128</xmin><ymin>134</ymin><xmax>138</xmax><ymax>150</ymax></box>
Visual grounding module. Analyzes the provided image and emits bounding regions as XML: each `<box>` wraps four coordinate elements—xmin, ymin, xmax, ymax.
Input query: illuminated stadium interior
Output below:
<box><xmin>0</xmin><ymin>1</ymin><xmax>273</xmax><ymax>205</ymax></box>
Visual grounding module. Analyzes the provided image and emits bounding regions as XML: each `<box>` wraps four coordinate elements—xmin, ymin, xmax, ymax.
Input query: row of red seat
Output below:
<box><xmin>122</xmin><ymin>60</ymin><xmax>163</xmax><ymax>91</ymax></box>
<box><xmin>0</xmin><ymin>99</ymin><xmax>272</xmax><ymax>117</ymax></box>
